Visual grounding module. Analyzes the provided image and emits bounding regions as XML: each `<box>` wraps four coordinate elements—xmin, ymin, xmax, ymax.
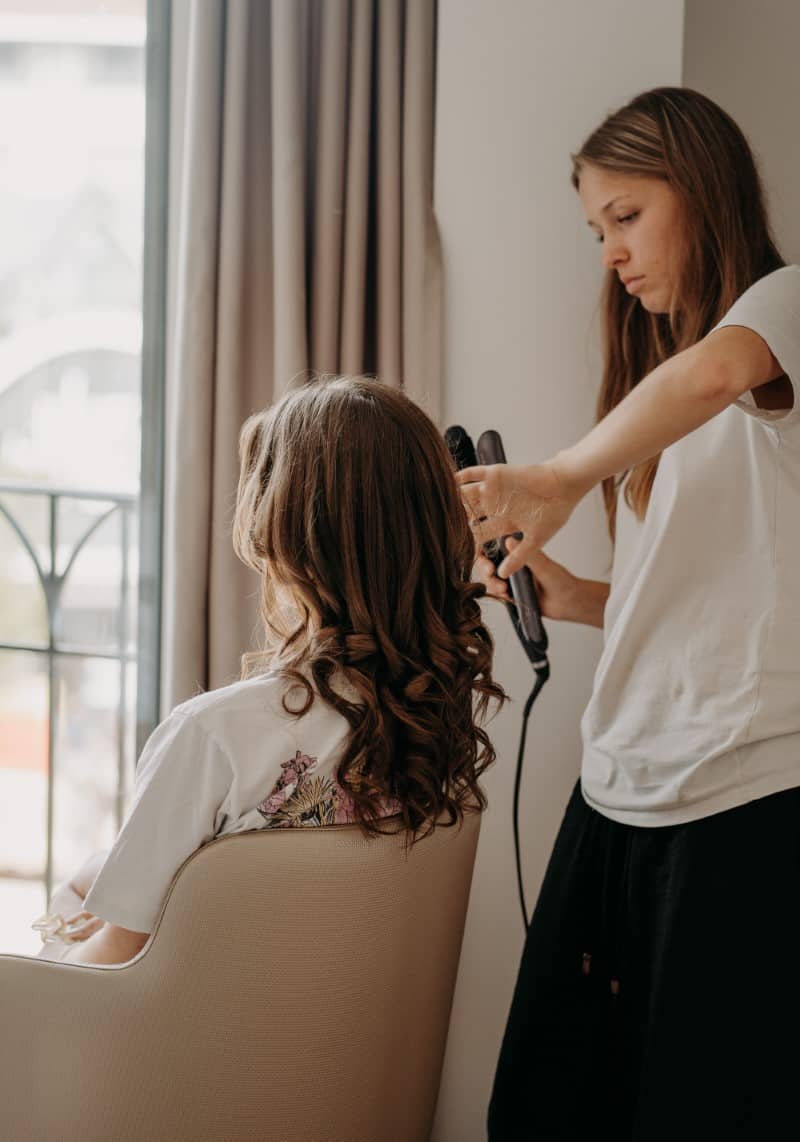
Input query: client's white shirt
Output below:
<box><xmin>581</xmin><ymin>265</ymin><xmax>800</xmax><ymax>826</ymax></box>
<box><xmin>84</xmin><ymin>672</ymin><xmax>397</xmax><ymax>932</ymax></box>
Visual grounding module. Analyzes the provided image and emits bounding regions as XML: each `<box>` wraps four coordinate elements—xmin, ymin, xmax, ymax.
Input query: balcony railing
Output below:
<box><xmin>0</xmin><ymin>482</ymin><xmax>137</xmax><ymax>901</ymax></box>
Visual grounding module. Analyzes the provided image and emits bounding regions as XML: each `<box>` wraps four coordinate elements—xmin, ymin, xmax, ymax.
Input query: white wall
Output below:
<box><xmin>683</xmin><ymin>0</ymin><xmax>800</xmax><ymax>263</ymax></box>
<box><xmin>432</xmin><ymin>4</ymin><xmax>684</xmax><ymax>1138</ymax></box>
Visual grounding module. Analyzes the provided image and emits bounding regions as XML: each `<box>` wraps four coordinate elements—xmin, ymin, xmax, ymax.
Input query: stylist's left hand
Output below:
<box><xmin>456</xmin><ymin>460</ymin><xmax>581</xmax><ymax>578</ymax></box>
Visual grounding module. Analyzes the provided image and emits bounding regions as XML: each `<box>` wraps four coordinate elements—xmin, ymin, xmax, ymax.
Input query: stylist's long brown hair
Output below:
<box><xmin>571</xmin><ymin>86</ymin><xmax>784</xmax><ymax>540</ymax></box>
<box><xmin>234</xmin><ymin>377</ymin><xmax>504</xmax><ymax>841</ymax></box>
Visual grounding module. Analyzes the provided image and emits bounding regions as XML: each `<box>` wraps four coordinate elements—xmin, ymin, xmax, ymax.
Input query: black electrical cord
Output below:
<box><xmin>513</xmin><ymin>662</ymin><xmax>550</xmax><ymax>930</ymax></box>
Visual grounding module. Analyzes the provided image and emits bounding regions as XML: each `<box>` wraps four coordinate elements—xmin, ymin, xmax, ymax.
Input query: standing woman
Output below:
<box><xmin>459</xmin><ymin>87</ymin><xmax>800</xmax><ymax>1140</ymax></box>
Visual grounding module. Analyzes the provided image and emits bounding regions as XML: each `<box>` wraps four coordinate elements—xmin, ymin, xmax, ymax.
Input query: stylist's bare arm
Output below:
<box><xmin>457</xmin><ymin>330</ymin><xmax>765</xmax><ymax>581</ymax></box>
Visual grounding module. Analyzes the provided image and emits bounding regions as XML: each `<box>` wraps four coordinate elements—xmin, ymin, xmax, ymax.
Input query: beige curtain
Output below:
<box><xmin>161</xmin><ymin>0</ymin><xmax>442</xmax><ymax>711</ymax></box>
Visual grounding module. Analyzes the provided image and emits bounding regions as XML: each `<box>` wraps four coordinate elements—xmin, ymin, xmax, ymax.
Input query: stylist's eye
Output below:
<box><xmin>595</xmin><ymin>211</ymin><xmax>638</xmax><ymax>243</ymax></box>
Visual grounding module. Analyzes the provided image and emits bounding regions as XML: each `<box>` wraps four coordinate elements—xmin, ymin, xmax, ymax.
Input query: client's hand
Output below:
<box><xmin>456</xmin><ymin>460</ymin><xmax>582</xmax><ymax>577</ymax></box>
<box><xmin>33</xmin><ymin>909</ymin><xmax>104</xmax><ymax>960</ymax></box>
<box><xmin>61</xmin><ymin>910</ymin><xmax>104</xmax><ymax>942</ymax></box>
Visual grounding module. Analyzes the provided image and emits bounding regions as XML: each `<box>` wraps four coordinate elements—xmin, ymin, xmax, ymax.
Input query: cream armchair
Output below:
<box><xmin>0</xmin><ymin>811</ymin><xmax>480</xmax><ymax>1142</ymax></box>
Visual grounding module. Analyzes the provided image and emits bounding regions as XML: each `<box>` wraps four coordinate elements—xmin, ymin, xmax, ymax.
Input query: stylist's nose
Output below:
<box><xmin>602</xmin><ymin>236</ymin><xmax>628</xmax><ymax>272</ymax></box>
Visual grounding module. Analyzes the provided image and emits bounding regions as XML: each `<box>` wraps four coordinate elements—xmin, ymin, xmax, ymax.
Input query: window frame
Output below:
<box><xmin>136</xmin><ymin>0</ymin><xmax>171</xmax><ymax>758</ymax></box>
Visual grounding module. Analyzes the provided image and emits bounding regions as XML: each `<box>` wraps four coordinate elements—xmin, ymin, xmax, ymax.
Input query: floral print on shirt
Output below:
<box><xmin>256</xmin><ymin>750</ymin><xmax>356</xmax><ymax>827</ymax></box>
<box><xmin>257</xmin><ymin>749</ymin><xmax>399</xmax><ymax>828</ymax></box>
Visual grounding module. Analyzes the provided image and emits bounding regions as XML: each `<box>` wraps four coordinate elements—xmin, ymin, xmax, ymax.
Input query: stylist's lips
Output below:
<box><xmin>623</xmin><ymin>276</ymin><xmax>644</xmax><ymax>293</ymax></box>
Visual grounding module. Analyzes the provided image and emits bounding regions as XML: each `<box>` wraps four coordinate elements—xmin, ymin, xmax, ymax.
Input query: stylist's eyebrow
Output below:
<box><xmin>586</xmin><ymin>195</ymin><xmax>630</xmax><ymax>227</ymax></box>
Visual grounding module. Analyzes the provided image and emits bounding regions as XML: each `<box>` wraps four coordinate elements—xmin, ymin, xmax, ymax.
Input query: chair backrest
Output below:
<box><xmin>0</xmin><ymin>811</ymin><xmax>481</xmax><ymax>1142</ymax></box>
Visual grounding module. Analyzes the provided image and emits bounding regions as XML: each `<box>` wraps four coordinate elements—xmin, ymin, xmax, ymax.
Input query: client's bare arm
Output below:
<box><xmin>36</xmin><ymin>850</ymin><xmax>110</xmax><ymax>959</ymax></box>
<box><xmin>63</xmin><ymin>923</ymin><xmax>149</xmax><ymax>965</ymax></box>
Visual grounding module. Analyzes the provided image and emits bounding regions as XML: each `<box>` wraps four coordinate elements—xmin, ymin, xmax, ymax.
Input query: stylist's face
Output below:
<box><xmin>578</xmin><ymin>164</ymin><xmax>682</xmax><ymax>314</ymax></box>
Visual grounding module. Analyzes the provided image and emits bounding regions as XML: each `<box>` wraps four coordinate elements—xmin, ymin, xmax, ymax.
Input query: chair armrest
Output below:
<box><xmin>0</xmin><ymin>951</ymin><xmax>132</xmax><ymax>1139</ymax></box>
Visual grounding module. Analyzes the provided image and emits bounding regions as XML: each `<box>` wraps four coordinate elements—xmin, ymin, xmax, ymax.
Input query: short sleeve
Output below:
<box><xmin>712</xmin><ymin>265</ymin><xmax>800</xmax><ymax>430</ymax></box>
<box><xmin>83</xmin><ymin>709</ymin><xmax>233</xmax><ymax>932</ymax></box>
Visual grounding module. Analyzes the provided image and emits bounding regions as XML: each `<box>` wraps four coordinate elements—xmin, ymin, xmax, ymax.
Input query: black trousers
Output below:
<box><xmin>488</xmin><ymin>780</ymin><xmax>800</xmax><ymax>1141</ymax></box>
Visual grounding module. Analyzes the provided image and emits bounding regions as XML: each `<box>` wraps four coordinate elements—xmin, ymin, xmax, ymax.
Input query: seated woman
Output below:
<box><xmin>34</xmin><ymin>376</ymin><xmax>504</xmax><ymax>965</ymax></box>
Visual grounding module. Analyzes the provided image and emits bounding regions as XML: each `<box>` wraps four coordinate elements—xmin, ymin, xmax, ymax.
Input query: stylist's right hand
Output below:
<box><xmin>456</xmin><ymin>460</ymin><xmax>582</xmax><ymax>578</ymax></box>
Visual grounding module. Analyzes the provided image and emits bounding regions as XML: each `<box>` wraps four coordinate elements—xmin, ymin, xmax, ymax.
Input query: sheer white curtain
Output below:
<box><xmin>162</xmin><ymin>0</ymin><xmax>441</xmax><ymax>709</ymax></box>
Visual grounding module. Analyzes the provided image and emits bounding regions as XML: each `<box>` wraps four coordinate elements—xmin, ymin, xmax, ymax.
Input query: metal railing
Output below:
<box><xmin>0</xmin><ymin>482</ymin><xmax>137</xmax><ymax>900</ymax></box>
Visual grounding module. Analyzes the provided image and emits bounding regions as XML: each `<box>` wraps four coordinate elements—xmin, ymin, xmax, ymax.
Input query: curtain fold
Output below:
<box><xmin>162</xmin><ymin>0</ymin><xmax>441</xmax><ymax>710</ymax></box>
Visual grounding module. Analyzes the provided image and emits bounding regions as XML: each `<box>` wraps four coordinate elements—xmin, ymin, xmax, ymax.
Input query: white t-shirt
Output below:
<box><xmin>581</xmin><ymin>265</ymin><xmax>800</xmax><ymax>826</ymax></box>
<box><xmin>84</xmin><ymin>672</ymin><xmax>398</xmax><ymax>932</ymax></box>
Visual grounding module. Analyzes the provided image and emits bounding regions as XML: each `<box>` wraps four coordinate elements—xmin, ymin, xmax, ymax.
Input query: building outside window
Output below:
<box><xmin>0</xmin><ymin>0</ymin><xmax>150</xmax><ymax>954</ymax></box>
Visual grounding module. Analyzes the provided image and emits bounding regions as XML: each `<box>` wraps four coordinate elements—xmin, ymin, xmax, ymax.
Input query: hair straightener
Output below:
<box><xmin>445</xmin><ymin>425</ymin><xmax>550</xmax><ymax>929</ymax></box>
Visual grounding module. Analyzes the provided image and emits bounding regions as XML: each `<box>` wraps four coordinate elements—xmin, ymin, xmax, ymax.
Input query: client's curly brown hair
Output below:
<box><xmin>233</xmin><ymin>376</ymin><xmax>505</xmax><ymax>841</ymax></box>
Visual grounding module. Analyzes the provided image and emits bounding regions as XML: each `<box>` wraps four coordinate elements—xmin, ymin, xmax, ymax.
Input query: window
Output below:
<box><xmin>0</xmin><ymin>0</ymin><xmax>162</xmax><ymax>955</ymax></box>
